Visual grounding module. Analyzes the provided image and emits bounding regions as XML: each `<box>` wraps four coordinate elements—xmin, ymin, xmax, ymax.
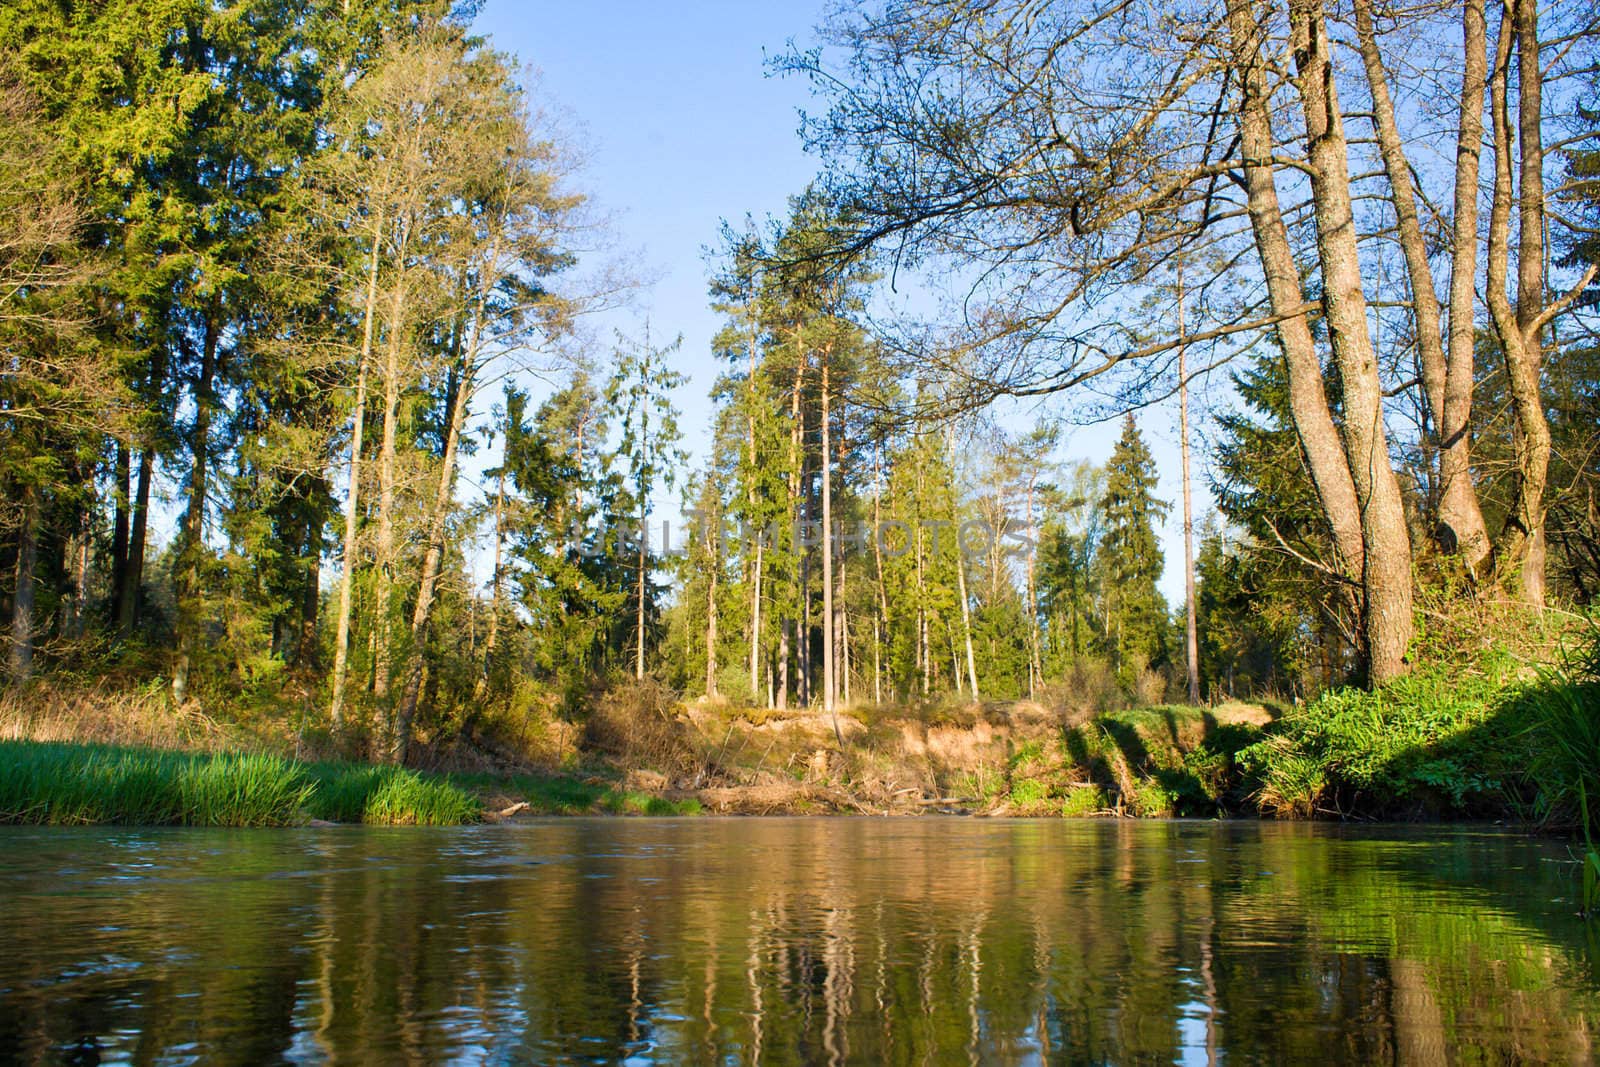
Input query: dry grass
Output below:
<box><xmin>0</xmin><ymin>677</ymin><xmax>239</xmax><ymax>753</ymax></box>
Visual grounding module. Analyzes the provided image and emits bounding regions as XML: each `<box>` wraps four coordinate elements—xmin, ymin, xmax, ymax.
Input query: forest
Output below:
<box><xmin>0</xmin><ymin>0</ymin><xmax>1597</xmax><ymax>826</ymax></box>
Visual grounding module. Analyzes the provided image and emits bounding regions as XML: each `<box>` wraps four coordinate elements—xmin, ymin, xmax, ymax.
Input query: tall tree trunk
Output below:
<box><xmin>1289</xmin><ymin>0</ymin><xmax>1415</xmax><ymax>682</ymax></box>
<box><xmin>635</xmin><ymin>499</ymin><xmax>647</xmax><ymax>682</ymax></box>
<box><xmin>872</xmin><ymin>441</ymin><xmax>891</xmax><ymax>705</ymax></box>
<box><xmin>118</xmin><ymin>349</ymin><xmax>169</xmax><ymax>639</ymax></box>
<box><xmin>373</xmin><ymin>264</ymin><xmax>409</xmax><ymax>701</ymax></box>
<box><xmin>746</xmin><ymin>316</ymin><xmax>763</xmax><ymax>700</ymax></box>
<box><xmin>1227</xmin><ymin>0</ymin><xmax>1367</xmax><ymax>594</ymax></box>
<box><xmin>1354</xmin><ymin>0</ymin><xmax>1490</xmax><ymax>567</ymax></box>
<box><xmin>705</xmin><ymin>515</ymin><xmax>719</xmax><ymax>698</ymax></box>
<box><xmin>329</xmin><ymin>212</ymin><xmax>384</xmax><ymax>730</ymax></box>
<box><xmin>69</xmin><ymin>492</ymin><xmax>91</xmax><ymax>640</ymax></box>
<box><xmin>1025</xmin><ymin>478</ymin><xmax>1041</xmax><ymax>700</ymax></box>
<box><xmin>118</xmin><ymin>447</ymin><xmax>154</xmax><ymax>639</ymax></box>
<box><xmin>780</xmin><ymin>331</ymin><xmax>806</xmax><ymax>708</ymax></box>
<box><xmin>821</xmin><ymin>347</ymin><xmax>835</xmax><ymax>714</ymax></box>
<box><xmin>1442</xmin><ymin>0</ymin><xmax>1493</xmax><ymax>572</ymax></box>
<box><xmin>917</xmin><ymin>522</ymin><xmax>929</xmax><ymax>696</ymax></box>
<box><xmin>393</xmin><ymin>341</ymin><xmax>476</xmax><ymax>763</ymax></box>
<box><xmin>298</xmin><ymin>513</ymin><xmax>321</xmax><ymax>670</ymax></box>
<box><xmin>1178</xmin><ymin>269</ymin><xmax>1200</xmax><ymax>705</ymax></box>
<box><xmin>109</xmin><ymin>443</ymin><xmax>130</xmax><ymax>626</ymax></box>
<box><xmin>476</xmin><ymin>461</ymin><xmax>506</xmax><ymax>697</ymax></box>
<box><xmin>10</xmin><ymin>484</ymin><xmax>38</xmax><ymax>680</ymax></box>
<box><xmin>1484</xmin><ymin>0</ymin><xmax>1571</xmax><ymax>605</ymax></box>
<box><xmin>777</xmin><ymin>619</ymin><xmax>791</xmax><ymax>711</ymax></box>
<box><xmin>172</xmin><ymin>312</ymin><xmax>222</xmax><ymax>707</ymax></box>
<box><xmin>949</xmin><ymin>432</ymin><xmax>980</xmax><ymax>700</ymax></box>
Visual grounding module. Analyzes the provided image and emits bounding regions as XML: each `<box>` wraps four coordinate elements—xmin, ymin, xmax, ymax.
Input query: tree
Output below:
<box><xmin>782</xmin><ymin>0</ymin><xmax>1597</xmax><ymax>682</ymax></box>
<box><xmin>1096</xmin><ymin>416</ymin><xmax>1170</xmax><ymax>689</ymax></box>
<box><xmin>605</xmin><ymin>331</ymin><xmax>687</xmax><ymax>681</ymax></box>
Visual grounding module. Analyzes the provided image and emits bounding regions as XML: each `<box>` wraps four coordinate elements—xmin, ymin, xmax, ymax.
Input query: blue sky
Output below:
<box><xmin>470</xmin><ymin>0</ymin><xmax>1207</xmax><ymax>604</ymax></box>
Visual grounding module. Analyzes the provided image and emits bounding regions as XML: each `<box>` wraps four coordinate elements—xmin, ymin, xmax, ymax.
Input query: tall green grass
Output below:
<box><xmin>0</xmin><ymin>741</ymin><xmax>480</xmax><ymax>827</ymax></box>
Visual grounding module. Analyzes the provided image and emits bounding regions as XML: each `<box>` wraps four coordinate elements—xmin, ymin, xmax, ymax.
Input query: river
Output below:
<box><xmin>0</xmin><ymin>819</ymin><xmax>1595</xmax><ymax>1063</ymax></box>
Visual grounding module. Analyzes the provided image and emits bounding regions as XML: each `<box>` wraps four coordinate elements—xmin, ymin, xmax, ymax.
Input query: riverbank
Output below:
<box><xmin>1</xmin><ymin>623</ymin><xmax>1594</xmax><ymax>828</ymax></box>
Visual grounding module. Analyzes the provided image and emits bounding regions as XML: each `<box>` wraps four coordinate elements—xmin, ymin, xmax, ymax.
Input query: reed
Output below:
<box><xmin>0</xmin><ymin>741</ymin><xmax>481</xmax><ymax>827</ymax></box>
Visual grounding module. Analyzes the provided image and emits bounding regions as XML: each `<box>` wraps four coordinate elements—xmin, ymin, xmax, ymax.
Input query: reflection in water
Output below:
<box><xmin>0</xmin><ymin>820</ymin><xmax>1595</xmax><ymax>1064</ymax></box>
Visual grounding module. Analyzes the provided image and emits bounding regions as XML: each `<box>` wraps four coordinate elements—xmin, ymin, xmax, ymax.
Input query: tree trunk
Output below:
<box><xmin>10</xmin><ymin>484</ymin><xmax>38</xmax><ymax>680</ymax></box>
<box><xmin>172</xmin><ymin>311</ymin><xmax>222</xmax><ymax>708</ymax></box>
<box><xmin>1025</xmin><ymin>478</ymin><xmax>1041</xmax><ymax>700</ymax></box>
<box><xmin>1226</xmin><ymin>0</ymin><xmax>1367</xmax><ymax>592</ymax></box>
<box><xmin>1178</xmin><ymin>269</ymin><xmax>1200</xmax><ymax>705</ymax></box>
<box><xmin>1353</xmin><ymin>0</ymin><xmax>1490</xmax><ymax>568</ymax></box>
<box><xmin>329</xmin><ymin>212</ymin><xmax>385</xmax><ymax>730</ymax></box>
<box><xmin>298</xmin><ymin>516</ymin><xmax>321</xmax><ymax>670</ymax></box>
<box><xmin>373</xmin><ymin>264</ymin><xmax>408</xmax><ymax>701</ymax></box>
<box><xmin>476</xmin><ymin>461</ymin><xmax>506</xmax><ymax>696</ymax></box>
<box><xmin>747</xmin><ymin>317</ymin><xmax>763</xmax><ymax>700</ymax></box>
<box><xmin>821</xmin><ymin>347</ymin><xmax>835</xmax><ymax>714</ymax></box>
<box><xmin>109</xmin><ymin>443</ymin><xmax>130</xmax><ymax>626</ymax></box>
<box><xmin>1289</xmin><ymin>0</ymin><xmax>1415</xmax><ymax>682</ymax></box>
<box><xmin>1485</xmin><ymin>0</ymin><xmax>1557</xmax><ymax>605</ymax></box>
<box><xmin>705</xmin><ymin>517</ymin><xmax>719</xmax><ymax>698</ymax></box>
<box><xmin>393</xmin><ymin>344</ymin><xmax>474</xmax><ymax>763</ymax></box>
<box><xmin>69</xmin><ymin>495</ymin><xmax>91</xmax><ymax>640</ymax></box>
<box><xmin>635</xmin><ymin>500</ymin><xmax>647</xmax><ymax>682</ymax></box>
<box><xmin>1442</xmin><ymin>0</ymin><xmax>1493</xmax><ymax>572</ymax></box>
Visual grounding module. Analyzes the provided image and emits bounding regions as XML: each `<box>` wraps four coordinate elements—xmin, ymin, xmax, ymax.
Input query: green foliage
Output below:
<box><xmin>1237</xmin><ymin>662</ymin><xmax>1522</xmax><ymax>817</ymax></box>
<box><xmin>1095</xmin><ymin>416</ymin><xmax>1171</xmax><ymax>689</ymax></box>
<box><xmin>1060</xmin><ymin>785</ymin><xmax>1106</xmax><ymax>817</ymax></box>
<box><xmin>0</xmin><ymin>741</ymin><xmax>479</xmax><ymax>826</ymax></box>
<box><xmin>1239</xmin><ymin>626</ymin><xmax>1600</xmax><ymax>825</ymax></box>
<box><xmin>302</xmin><ymin>763</ymin><xmax>480</xmax><ymax>826</ymax></box>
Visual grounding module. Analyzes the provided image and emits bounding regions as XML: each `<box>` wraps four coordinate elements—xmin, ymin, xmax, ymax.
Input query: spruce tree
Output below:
<box><xmin>1095</xmin><ymin>415</ymin><xmax>1170</xmax><ymax>689</ymax></box>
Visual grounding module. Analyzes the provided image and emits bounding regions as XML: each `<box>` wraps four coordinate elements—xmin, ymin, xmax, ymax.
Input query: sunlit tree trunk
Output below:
<box><xmin>373</xmin><ymin>250</ymin><xmax>410</xmax><ymax>702</ymax></box>
<box><xmin>821</xmin><ymin>346</ymin><xmax>835</xmax><ymax>714</ymax></box>
<box><xmin>1288</xmin><ymin>0</ymin><xmax>1415</xmax><ymax>682</ymax></box>
<box><xmin>1226</xmin><ymin>0</ymin><xmax>1366</xmax><ymax>590</ymax></box>
<box><xmin>329</xmin><ymin>211</ymin><xmax>385</xmax><ymax>731</ymax></box>
<box><xmin>1353</xmin><ymin>0</ymin><xmax>1490</xmax><ymax>568</ymax></box>
<box><xmin>1178</xmin><ymin>268</ymin><xmax>1200</xmax><ymax>705</ymax></box>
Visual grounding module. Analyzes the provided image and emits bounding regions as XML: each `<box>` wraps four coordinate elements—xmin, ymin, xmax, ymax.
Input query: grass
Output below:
<box><xmin>0</xmin><ymin>741</ymin><xmax>481</xmax><ymax>827</ymax></box>
<box><xmin>454</xmin><ymin>770</ymin><xmax>703</xmax><ymax>816</ymax></box>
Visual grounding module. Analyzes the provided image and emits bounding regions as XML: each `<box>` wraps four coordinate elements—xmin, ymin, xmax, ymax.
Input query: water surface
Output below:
<box><xmin>0</xmin><ymin>819</ymin><xmax>1595</xmax><ymax>1063</ymax></box>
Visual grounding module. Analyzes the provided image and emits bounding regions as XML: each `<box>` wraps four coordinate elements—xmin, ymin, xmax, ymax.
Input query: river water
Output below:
<box><xmin>0</xmin><ymin>819</ymin><xmax>1595</xmax><ymax>1064</ymax></box>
